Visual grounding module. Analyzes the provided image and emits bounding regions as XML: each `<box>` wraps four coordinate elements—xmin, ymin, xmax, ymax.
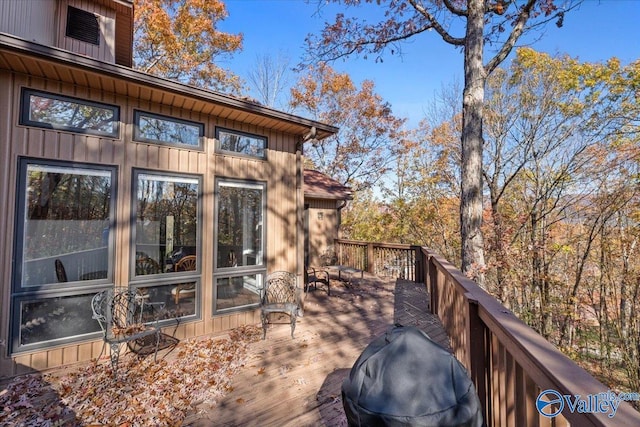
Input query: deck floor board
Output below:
<box><xmin>186</xmin><ymin>276</ymin><xmax>451</xmax><ymax>426</ymax></box>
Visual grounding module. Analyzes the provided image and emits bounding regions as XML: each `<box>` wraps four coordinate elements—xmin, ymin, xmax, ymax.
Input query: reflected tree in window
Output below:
<box><xmin>216</xmin><ymin>129</ymin><xmax>266</xmax><ymax>158</ymax></box>
<box><xmin>136</xmin><ymin>173</ymin><xmax>199</xmax><ymax>274</ymax></box>
<box><xmin>135</xmin><ymin>111</ymin><xmax>202</xmax><ymax>146</ymax></box>
<box><xmin>217</xmin><ymin>182</ymin><xmax>264</xmax><ymax>268</ymax></box>
<box><xmin>21</xmin><ymin>164</ymin><xmax>113</xmax><ymax>286</ymax></box>
<box><xmin>23</xmin><ymin>90</ymin><xmax>118</xmax><ymax>136</ymax></box>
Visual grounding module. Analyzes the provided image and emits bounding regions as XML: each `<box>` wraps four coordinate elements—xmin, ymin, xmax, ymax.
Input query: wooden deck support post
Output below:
<box><xmin>366</xmin><ymin>242</ymin><xmax>375</xmax><ymax>274</ymax></box>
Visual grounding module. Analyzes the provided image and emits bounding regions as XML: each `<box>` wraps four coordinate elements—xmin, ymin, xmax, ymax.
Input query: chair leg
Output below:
<box><xmin>109</xmin><ymin>342</ymin><xmax>120</xmax><ymax>379</ymax></box>
<box><xmin>290</xmin><ymin>313</ymin><xmax>296</xmax><ymax>338</ymax></box>
<box><xmin>96</xmin><ymin>340</ymin><xmax>107</xmax><ymax>363</ymax></box>
<box><xmin>261</xmin><ymin>312</ymin><xmax>268</xmax><ymax>340</ymax></box>
<box><xmin>153</xmin><ymin>330</ymin><xmax>160</xmax><ymax>362</ymax></box>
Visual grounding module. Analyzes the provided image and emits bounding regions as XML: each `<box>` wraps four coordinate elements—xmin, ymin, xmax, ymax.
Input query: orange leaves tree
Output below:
<box><xmin>133</xmin><ymin>0</ymin><xmax>243</xmax><ymax>94</ymax></box>
<box><xmin>303</xmin><ymin>0</ymin><xmax>582</xmax><ymax>280</ymax></box>
<box><xmin>290</xmin><ymin>63</ymin><xmax>405</xmax><ymax>191</ymax></box>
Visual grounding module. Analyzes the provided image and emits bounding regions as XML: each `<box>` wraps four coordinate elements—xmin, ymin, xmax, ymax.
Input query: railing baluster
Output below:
<box><xmin>333</xmin><ymin>238</ymin><xmax>640</xmax><ymax>426</ymax></box>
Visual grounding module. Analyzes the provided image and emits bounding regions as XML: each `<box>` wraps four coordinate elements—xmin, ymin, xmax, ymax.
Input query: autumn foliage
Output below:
<box><xmin>291</xmin><ymin>63</ymin><xmax>405</xmax><ymax>191</ymax></box>
<box><xmin>133</xmin><ymin>0</ymin><xmax>244</xmax><ymax>94</ymax></box>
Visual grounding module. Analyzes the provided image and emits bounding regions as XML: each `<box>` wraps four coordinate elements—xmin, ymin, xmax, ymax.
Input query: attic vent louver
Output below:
<box><xmin>66</xmin><ymin>6</ymin><xmax>100</xmax><ymax>45</ymax></box>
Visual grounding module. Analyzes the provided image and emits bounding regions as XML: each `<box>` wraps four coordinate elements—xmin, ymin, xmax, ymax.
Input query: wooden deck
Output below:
<box><xmin>185</xmin><ymin>274</ymin><xmax>451</xmax><ymax>427</ymax></box>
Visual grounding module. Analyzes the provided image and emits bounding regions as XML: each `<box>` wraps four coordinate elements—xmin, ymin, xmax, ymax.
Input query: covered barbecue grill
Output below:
<box><xmin>342</xmin><ymin>325</ymin><xmax>483</xmax><ymax>427</ymax></box>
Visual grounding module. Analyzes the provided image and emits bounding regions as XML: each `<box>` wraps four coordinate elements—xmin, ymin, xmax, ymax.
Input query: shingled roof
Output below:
<box><xmin>304</xmin><ymin>169</ymin><xmax>353</xmax><ymax>201</ymax></box>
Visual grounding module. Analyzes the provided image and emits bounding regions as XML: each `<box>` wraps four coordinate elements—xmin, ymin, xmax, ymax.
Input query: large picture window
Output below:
<box><xmin>20</xmin><ymin>89</ymin><xmax>119</xmax><ymax>137</ymax></box>
<box><xmin>16</xmin><ymin>161</ymin><xmax>115</xmax><ymax>288</ymax></box>
<box><xmin>133</xmin><ymin>171</ymin><xmax>200</xmax><ymax>275</ymax></box>
<box><xmin>12</xmin><ymin>159</ymin><xmax>116</xmax><ymax>352</ymax></box>
<box><xmin>216</xmin><ymin>128</ymin><xmax>266</xmax><ymax>158</ymax></box>
<box><xmin>132</xmin><ymin>171</ymin><xmax>201</xmax><ymax>320</ymax></box>
<box><xmin>214</xmin><ymin>180</ymin><xmax>265</xmax><ymax>313</ymax></box>
<box><xmin>133</xmin><ymin>110</ymin><xmax>203</xmax><ymax>148</ymax></box>
<box><xmin>216</xmin><ymin>181</ymin><xmax>264</xmax><ymax>269</ymax></box>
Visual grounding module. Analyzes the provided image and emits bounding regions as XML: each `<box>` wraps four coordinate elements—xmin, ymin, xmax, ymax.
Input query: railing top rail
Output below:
<box><xmin>335</xmin><ymin>238</ymin><xmax>415</xmax><ymax>250</ymax></box>
<box><xmin>423</xmin><ymin>246</ymin><xmax>640</xmax><ymax>426</ymax></box>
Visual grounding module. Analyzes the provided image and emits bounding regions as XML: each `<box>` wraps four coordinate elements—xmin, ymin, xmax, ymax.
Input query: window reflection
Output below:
<box><xmin>21</xmin><ymin>164</ymin><xmax>113</xmax><ymax>286</ymax></box>
<box><xmin>216</xmin><ymin>181</ymin><xmax>264</xmax><ymax>269</ymax></box>
<box><xmin>22</xmin><ymin>89</ymin><xmax>118</xmax><ymax>136</ymax></box>
<box><xmin>136</xmin><ymin>282</ymin><xmax>198</xmax><ymax>321</ymax></box>
<box><xmin>19</xmin><ymin>293</ymin><xmax>100</xmax><ymax>347</ymax></box>
<box><xmin>216</xmin><ymin>128</ymin><xmax>266</xmax><ymax>158</ymax></box>
<box><xmin>215</xmin><ymin>275</ymin><xmax>261</xmax><ymax>311</ymax></box>
<box><xmin>135</xmin><ymin>173</ymin><xmax>199</xmax><ymax>275</ymax></box>
<box><xmin>134</xmin><ymin>111</ymin><xmax>203</xmax><ymax>147</ymax></box>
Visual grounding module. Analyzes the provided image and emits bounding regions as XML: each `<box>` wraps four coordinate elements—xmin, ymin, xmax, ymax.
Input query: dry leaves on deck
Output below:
<box><xmin>0</xmin><ymin>325</ymin><xmax>262</xmax><ymax>427</ymax></box>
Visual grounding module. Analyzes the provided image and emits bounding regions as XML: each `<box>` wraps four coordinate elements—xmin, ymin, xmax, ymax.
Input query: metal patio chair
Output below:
<box><xmin>91</xmin><ymin>288</ymin><xmax>163</xmax><ymax>379</ymax></box>
<box><xmin>260</xmin><ymin>271</ymin><xmax>302</xmax><ymax>339</ymax></box>
<box><xmin>305</xmin><ymin>265</ymin><xmax>331</xmax><ymax>295</ymax></box>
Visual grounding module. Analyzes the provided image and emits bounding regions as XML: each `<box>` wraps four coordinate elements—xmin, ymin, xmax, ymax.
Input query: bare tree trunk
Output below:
<box><xmin>460</xmin><ymin>0</ymin><xmax>486</xmax><ymax>284</ymax></box>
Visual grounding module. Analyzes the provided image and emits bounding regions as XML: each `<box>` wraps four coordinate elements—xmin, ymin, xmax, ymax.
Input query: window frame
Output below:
<box><xmin>20</xmin><ymin>88</ymin><xmax>120</xmax><ymax>138</ymax></box>
<box><xmin>11</xmin><ymin>158</ymin><xmax>117</xmax><ymax>353</ymax></box>
<box><xmin>130</xmin><ymin>169</ymin><xmax>203</xmax><ymax>322</ymax></box>
<box><xmin>133</xmin><ymin>110</ymin><xmax>204</xmax><ymax>149</ymax></box>
<box><xmin>11</xmin><ymin>290</ymin><xmax>103</xmax><ymax>354</ymax></box>
<box><xmin>213</xmin><ymin>178</ymin><xmax>267</xmax><ymax>314</ymax></box>
<box><xmin>130</xmin><ymin>169</ymin><xmax>203</xmax><ymax>280</ymax></box>
<box><xmin>13</xmin><ymin>158</ymin><xmax>117</xmax><ymax>292</ymax></box>
<box><xmin>215</xmin><ymin>127</ymin><xmax>267</xmax><ymax>159</ymax></box>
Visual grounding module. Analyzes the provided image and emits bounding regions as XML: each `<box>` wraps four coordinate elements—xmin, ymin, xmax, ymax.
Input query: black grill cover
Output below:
<box><xmin>341</xmin><ymin>325</ymin><xmax>483</xmax><ymax>427</ymax></box>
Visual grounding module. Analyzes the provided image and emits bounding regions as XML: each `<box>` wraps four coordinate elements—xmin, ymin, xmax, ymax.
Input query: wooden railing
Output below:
<box><xmin>332</xmin><ymin>239</ymin><xmax>419</xmax><ymax>281</ymax></box>
<box><xmin>334</xmin><ymin>239</ymin><xmax>640</xmax><ymax>426</ymax></box>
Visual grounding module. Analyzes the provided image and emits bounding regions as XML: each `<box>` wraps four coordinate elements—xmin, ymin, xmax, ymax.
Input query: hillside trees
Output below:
<box><xmin>290</xmin><ymin>63</ymin><xmax>405</xmax><ymax>191</ymax></box>
<box><xmin>304</xmin><ymin>0</ymin><xmax>582</xmax><ymax>280</ymax></box>
<box><xmin>369</xmin><ymin>50</ymin><xmax>640</xmax><ymax>390</ymax></box>
<box><xmin>133</xmin><ymin>0</ymin><xmax>244</xmax><ymax>94</ymax></box>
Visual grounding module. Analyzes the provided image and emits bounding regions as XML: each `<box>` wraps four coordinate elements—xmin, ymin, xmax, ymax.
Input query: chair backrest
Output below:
<box><xmin>175</xmin><ymin>255</ymin><xmax>197</xmax><ymax>272</ymax></box>
<box><xmin>263</xmin><ymin>271</ymin><xmax>297</xmax><ymax>305</ymax></box>
<box><xmin>55</xmin><ymin>259</ymin><xmax>68</xmax><ymax>282</ymax></box>
<box><xmin>91</xmin><ymin>289</ymin><xmax>140</xmax><ymax>338</ymax></box>
<box><xmin>136</xmin><ymin>257</ymin><xmax>161</xmax><ymax>275</ymax></box>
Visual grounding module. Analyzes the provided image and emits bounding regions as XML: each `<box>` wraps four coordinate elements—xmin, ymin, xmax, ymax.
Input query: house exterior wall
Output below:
<box><xmin>306</xmin><ymin>199</ymin><xmax>340</xmax><ymax>267</ymax></box>
<box><xmin>0</xmin><ymin>0</ymin><xmax>125</xmax><ymax>66</ymax></box>
<box><xmin>57</xmin><ymin>0</ymin><xmax>117</xmax><ymax>64</ymax></box>
<box><xmin>0</xmin><ymin>0</ymin><xmax>58</xmax><ymax>46</ymax></box>
<box><xmin>0</xmin><ymin>70</ymin><xmax>302</xmax><ymax>377</ymax></box>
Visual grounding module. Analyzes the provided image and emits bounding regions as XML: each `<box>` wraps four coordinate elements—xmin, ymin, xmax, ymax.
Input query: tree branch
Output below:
<box><xmin>485</xmin><ymin>0</ymin><xmax>536</xmax><ymax>75</ymax></box>
<box><xmin>408</xmin><ymin>0</ymin><xmax>465</xmax><ymax>46</ymax></box>
<box><xmin>443</xmin><ymin>0</ymin><xmax>468</xmax><ymax>16</ymax></box>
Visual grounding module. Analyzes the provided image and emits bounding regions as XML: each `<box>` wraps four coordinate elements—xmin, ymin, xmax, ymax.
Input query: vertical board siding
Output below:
<box><xmin>0</xmin><ymin>0</ymin><xmax>57</xmax><ymax>46</ymax></box>
<box><xmin>57</xmin><ymin>0</ymin><xmax>116</xmax><ymax>64</ymax></box>
<box><xmin>0</xmin><ymin>70</ymin><xmax>302</xmax><ymax>376</ymax></box>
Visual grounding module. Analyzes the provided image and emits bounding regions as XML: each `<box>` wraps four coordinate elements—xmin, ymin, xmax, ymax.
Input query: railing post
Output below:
<box><xmin>427</xmin><ymin>253</ymin><xmax>438</xmax><ymax>315</ymax></box>
<box><xmin>412</xmin><ymin>245</ymin><xmax>423</xmax><ymax>283</ymax></box>
<box><xmin>468</xmin><ymin>298</ymin><xmax>489</xmax><ymax>425</ymax></box>
<box><xmin>366</xmin><ymin>242</ymin><xmax>375</xmax><ymax>274</ymax></box>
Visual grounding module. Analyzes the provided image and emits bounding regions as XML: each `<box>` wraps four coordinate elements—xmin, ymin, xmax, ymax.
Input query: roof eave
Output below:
<box><xmin>0</xmin><ymin>33</ymin><xmax>339</xmax><ymax>140</ymax></box>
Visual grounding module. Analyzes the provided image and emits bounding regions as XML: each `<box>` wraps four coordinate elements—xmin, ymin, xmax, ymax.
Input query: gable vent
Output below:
<box><xmin>66</xmin><ymin>6</ymin><xmax>100</xmax><ymax>45</ymax></box>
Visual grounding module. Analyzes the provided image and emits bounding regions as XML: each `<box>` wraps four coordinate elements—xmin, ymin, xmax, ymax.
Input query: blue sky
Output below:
<box><xmin>221</xmin><ymin>0</ymin><xmax>640</xmax><ymax>126</ymax></box>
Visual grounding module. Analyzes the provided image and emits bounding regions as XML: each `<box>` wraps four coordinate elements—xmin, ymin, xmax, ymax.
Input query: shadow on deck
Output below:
<box><xmin>186</xmin><ymin>274</ymin><xmax>449</xmax><ymax>426</ymax></box>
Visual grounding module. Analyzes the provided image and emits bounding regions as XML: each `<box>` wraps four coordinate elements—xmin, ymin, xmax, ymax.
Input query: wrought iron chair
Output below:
<box><xmin>260</xmin><ymin>271</ymin><xmax>302</xmax><ymax>339</ymax></box>
<box><xmin>91</xmin><ymin>289</ymin><xmax>162</xmax><ymax>379</ymax></box>
<box><xmin>135</xmin><ymin>256</ymin><xmax>161</xmax><ymax>275</ymax></box>
<box><xmin>305</xmin><ymin>265</ymin><xmax>331</xmax><ymax>295</ymax></box>
<box><xmin>172</xmin><ymin>255</ymin><xmax>197</xmax><ymax>304</ymax></box>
